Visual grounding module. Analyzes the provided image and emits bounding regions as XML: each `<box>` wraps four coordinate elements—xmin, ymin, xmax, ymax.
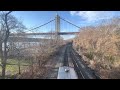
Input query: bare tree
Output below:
<box><xmin>0</xmin><ymin>11</ymin><xmax>26</xmax><ymax>78</ymax></box>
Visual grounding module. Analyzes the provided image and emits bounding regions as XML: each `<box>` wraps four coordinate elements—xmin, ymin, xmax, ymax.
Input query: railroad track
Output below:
<box><xmin>70</xmin><ymin>50</ymin><xmax>85</xmax><ymax>78</ymax></box>
<box><xmin>71</xmin><ymin>46</ymin><xmax>101</xmax><ymax>79</ymax></box>
<box><xmin>63</xmin><ymin>45</ymin><xmax>69</xmax><ymax>66</ymax></box>
<box><xmin>57</xmin><ymin>43</ymin><xmax>101</xmax><ymax>79</ymax></box>
<box><xmin>61</xmin><ymin>43</ymin><xmax>101</xmax><ymax>79</ymax></box>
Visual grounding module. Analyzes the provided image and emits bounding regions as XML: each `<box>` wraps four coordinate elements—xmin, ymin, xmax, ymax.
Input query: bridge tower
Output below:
<box><xmin>55</xmin><ymin>13</ymin><xmax>60</xmax><ymax>42</ymax></box>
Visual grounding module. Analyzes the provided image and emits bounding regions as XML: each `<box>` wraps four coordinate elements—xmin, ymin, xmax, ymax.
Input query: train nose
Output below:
<box><xmin>65</xmin><ymin>68</ymin><xmax>69</xmax><ymax>72</ymax></box>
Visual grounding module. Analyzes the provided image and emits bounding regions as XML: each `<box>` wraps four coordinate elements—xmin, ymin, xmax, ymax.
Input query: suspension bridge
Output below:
<box><xmin>9</xmin><ymin>14</ymin><xmax>80</xmax><ymax>42</ymax></box>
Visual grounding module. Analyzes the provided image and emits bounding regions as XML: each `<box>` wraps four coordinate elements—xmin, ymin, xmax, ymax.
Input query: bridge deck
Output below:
<box><xmin>10</xmin><ymin>32</ymin><xmax>79</xmax><ymax>36</ymax></box>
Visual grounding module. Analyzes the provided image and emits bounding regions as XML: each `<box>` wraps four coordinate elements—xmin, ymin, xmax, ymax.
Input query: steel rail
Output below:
<box><xmin>70</xmin><ymin>48</ymin><xmax>85</xmax><ymax>79</ymax></box>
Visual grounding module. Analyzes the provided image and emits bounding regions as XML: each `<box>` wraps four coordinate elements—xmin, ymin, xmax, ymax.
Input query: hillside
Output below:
<box><xmin>73</xmin><ymin>17</ymin><xmax>120</xmax><ymax>79</ymax></box>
